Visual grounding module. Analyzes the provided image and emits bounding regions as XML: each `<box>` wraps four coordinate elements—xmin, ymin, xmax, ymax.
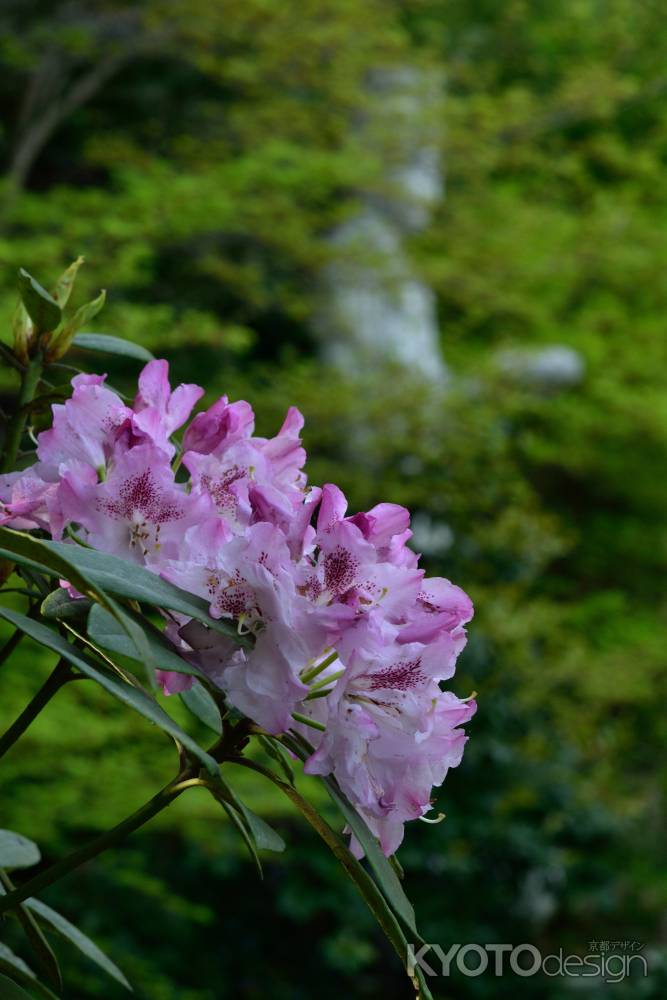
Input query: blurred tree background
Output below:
<box><xmin>0</xmin><ymin>1</ymin><xmax>665</xmax><ymax>997</ymax></box>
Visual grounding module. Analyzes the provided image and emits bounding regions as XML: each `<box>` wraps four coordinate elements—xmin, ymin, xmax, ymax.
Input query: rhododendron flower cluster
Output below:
<box><xmin>0</xmin><ymin>360</ymin><xmax>475</xmax><ymax>856</ymax></box>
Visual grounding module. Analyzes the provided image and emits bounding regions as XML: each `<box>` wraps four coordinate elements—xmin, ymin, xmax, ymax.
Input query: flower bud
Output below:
<box><xmin>16</xmin><ymin>268</ymin><xmax>62</xmax><ymax>359</ymax></box>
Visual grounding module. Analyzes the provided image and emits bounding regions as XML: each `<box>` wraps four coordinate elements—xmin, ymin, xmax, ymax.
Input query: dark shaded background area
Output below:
<box><xmin>0</xmin><ymin>2</ymin><xmax>665</xmax><ymax>997</ymax></box>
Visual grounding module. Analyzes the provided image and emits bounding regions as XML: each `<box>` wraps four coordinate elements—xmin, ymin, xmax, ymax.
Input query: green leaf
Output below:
<box><xmin>0</xmin><ymin>832</ymin><xmax>40</xmax><ymax>871</ymax></box>
<box><xmin>0</xmin><ymin>528</ymin><xmax>156</xmax><ymax>686</ymax></box>
<box><xmin>322</xmin><ymin>776</ymin><xmax>418</xmax><ymax>937</ymax></box>
<box><xmin>213</xmin><ymin>797</ymin><xmax>263</xmax><ymax>878</ymax></box>
<box><xmin>49</xmin><ymin>292</ymin><xmax>106</xmax><ymax>360</ymax></box>
<box><xmin>25</xmin><ymin>898</ymin><xmax>131</xmax><ymax>991</ymax></box>
<box><xmin>0</xmin><ymin>607</ymin><xmax>218</xmax><ymax>776</ymax></box>
<box><xmin>227</xmin><ymin>758</ymin><xmax>431</xmax><ymax>999</ymax></box>
<box><xmin>180</xmin><ymin>683</ymin><xmax>223</xmax><ymax>735</ymax></box>
<box><xmin>0</xmin><ymin>530</ymin><xmax>243</xmax><ymax>647</ymax></box>
<box><xmin>51</xmin><ymin>257</ymin><xmax>84</xmax><ymax>309</ymax></box>
<box><xmin>88</xmin><ymin>605</ymin><xmax>204</xmax><ymax>679</ymax></box>
<box><xmin>284</xmin><ymin>732</ymin><xmax>420</xmax><ymax>939</ymax></box>
<box><xmin>0</xmin><ymin>972</ymin><xmax>38</xmax><ymax>999</ymax></box>
<box><xmin>18</xmin><ymin>270</ymin><xmax>62</xmax><ymax>334</ymax></box>
<box><xmin>258</xmin><ymin>735</ymin><xmax>295</xmax><ymax>786</ymax></box>
<box><xmin>73</xmin><ymin>333</ymin><xmax>154</xmax><ymax>362</ymax></box>
<box><xmin>203</xmin><ymin>775</ymin><xmax>285</xmax><ymax>877</ymax></box>
<box><xmin>212</xmin><ymin>776</ymin><xmax>285</xmax><ymax>852</ymax></box>
<box><xmin>0</xmin><ymin>945</ymin><xmax>59</xmax><ymax>1000</ymax></box>
<box><xmin>73</xmin><ymin>291</ymin><xmax>106</xmax><ymax>327</ymax></box>
<box><xmin>239</xmin><ymin>805</ymin><xmax>286</xmax><ymax>853</ymax></box>
<box><xmin>389</xmin><ymin>854</ymin><xmax>405</xmax><ymax>880</ymax></box>
<box><xmin>0</xmin><ymin>943</ymin><xmax>33</xmax><ymax>980</ymax></box>
<box><xmin>0</xmin><ymin>873</ymin><xmax>61</xmax><ymax>994</ymax></box>
<box><xmin>36</xmin><ymin>540</ymin><xmax>249</xmax><ymax>647</ymax></box>
<box><xmin>41</xmin><ymin>589</ymin><xmax>92</xmax><ymax>621</ymax></box>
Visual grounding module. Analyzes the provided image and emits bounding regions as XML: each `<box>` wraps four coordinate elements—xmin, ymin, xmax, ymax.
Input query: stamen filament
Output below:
<box><xmin>304</xmin><ymin>687</ymin><xmax>334</xmax><ymax>701</ymax></box>
<box><xmin>301</xmin><ymin>650</ymin><xmax>338</xmax><ymax>685</ymax></box>
<box><xmin>308</xmin><ymin>668</ymin><xmax>345</xmax><ymax>694</ymax></box>
<box><xmin>291</xmin><ymin>712</ymin><xmax>326</xmax><ymax>732</ymax></box>
<box><xmin>419</xmin><ymin>812</ymin><xmax>446</xmax><ymax>825</ymax></box>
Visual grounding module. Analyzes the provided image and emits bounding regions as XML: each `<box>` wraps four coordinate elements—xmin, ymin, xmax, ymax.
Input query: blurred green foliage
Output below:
<box><xmin>0</xmin><ymin>1</ymin><xmax>665</xmax><ymax>998</ymax></box>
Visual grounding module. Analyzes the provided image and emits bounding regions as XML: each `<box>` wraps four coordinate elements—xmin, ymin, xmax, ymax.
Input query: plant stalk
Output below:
<box><xmin>0</xmin><ymin>767</ymin><xmax>198</xmax><ymax>915</ymax></box>
<box><xmin>0</xmin><ymin>628</ymin><xmax>24</xmax><ymax>668</ymax></box>
<box><xmin>0</xmin><ymin>720</ymin><xmax>250</xmax><ymax>914</ymax></box>
<box><xmin>1</xmin><ymin>350</ymin><xmax>43</xmax><ymax>472</ymax></box>
<box><xmin>0</xmin><ymin>658</ymin><xmax>73</xmax><ymax>760</ymax></box>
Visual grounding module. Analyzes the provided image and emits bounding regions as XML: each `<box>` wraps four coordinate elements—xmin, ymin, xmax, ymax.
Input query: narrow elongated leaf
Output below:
<box><xmin>0</xmin><ymin>535</ymin><xmax>249</xmax><ymax>648</ymax></box>
<box><xmin>212</xmin><ymin>776</ymin><xmax>285</xmax><ymax>852</ymax></box>
<box><xmin>65</xmin><ymin>292</ymin><xmax>106</xmax><ymax>335</ymax></box>
<box><xmin>323</xmin><ymin>776</ymin><xmax>418</xmax><ymax>936</ymax></box>
<box><xmin>12</xmin><ymin>911</ymin><xmax>60</xmax><ymax>994</ymax></box>
<box><xmin>50</xmin><ymin>292</ymin><xmax>106</xmax><ymax>360</ymax></box>
<box><xmin>227</xmin><ymin>758</ymin><xmax>432</xmax><ymax>999</ymax></box>
<box><xmin>0</xmin><ymin>943</ymin><xmax>32</xmax><ymax>979</ymax></box>
<box><xmin>51</xmin><ymin>256</ymin><xmax>84</xmax><ymax>309</ymax></box>
<box><xmin>240</xmin><ymin>807</ymin><xmax>285</xmax><ymax>853</ymax></box>
<box><xmin>284</xmin><ymin>732</ymin><xmax>419</xmax><ymax>938</ymax></box>
<box><xmin>0</xmin><ymin>607</ymin><xmax>218</xmax><ymax>776</ymax></box>
<box><xmin>0</xmin><ymin>972</ymin><xmax>36</xmax><ymax>999</ymax></box>
<box><xmin>0</xmin><ymin>528</ymin><xmax>156</xmax><ymax>684</ymax></box>
<box><xmin>214</xmin><ymin>797</ymin><xmax>263</xmax><ymax>878</ymax></box>
<box><xmin>204</xmin><ymin>774</ymin><xmax>284</xmax><ymax>877</ymax></box>
<box><xmin>18</xmin><ymin>270</ymin><xmax>61</xmax><ymax>333</ymax></box>
<box><xmin>0</xmin><ymin>873</ymin><xmax>61</xmax><ymax>993</ymax></box>
<box><xmin>88</xmin><ymin>605</ymin><xmax>203</xmax><ymax>679</ymax></box>
<box><xmin>180</xmin><ymin>683</ymin><xmax>223</xmax><ymax>735</ymax></box>
<box><xmin>73</xmin><ymin>333</ymin><xmax>154</xmax><ymax>362</ymax></box>
<box><xmin>258</xmin><ymin>735</ymin><xmax>295</xmax><ymax>786</ymax></box>
<box><xmin>26</xmin><ymin>898</ymin><xmax>131</xmax><ymax>991</ymax></box>
<box><xmin>0</xmin><ymin>946</ymin><xmax>59</xmax><ymax>1000</ymax></box>
<box><xmin>0</xmin><ymin>833</ymin><xmax>40</xmax><ymax>871</ymax></box>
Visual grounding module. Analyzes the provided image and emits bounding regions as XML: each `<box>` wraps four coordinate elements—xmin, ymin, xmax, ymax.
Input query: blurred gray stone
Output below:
<box><xmin>496</xmin><ymin>345</ymin><xmax>585</xmax><ymax>388</ymax></box>
<box><xmin>315</xmin><ymin>67</ymin><xmax>447</xmax><ymax>382</ymax></box>
<box><xmin>410</xmin><ymin>512</ymin><xmax>454</xmax><ymax>557</ymax></box>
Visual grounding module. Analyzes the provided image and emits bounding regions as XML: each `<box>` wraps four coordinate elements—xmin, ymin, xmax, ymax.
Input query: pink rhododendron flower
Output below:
<box><xmin>132</xmin><ymin>359</ymin><xmax>204</xmax><ymax>458</ymax></box>
<box><xmin>58</xmin><ymin>443</ymin><xmax>213</xmax><ymax>564</ymax></box>
<box><xmin>37</xmin><ymin>373</ymin><xmax>132</xmax><ymax>473</ymax></box>
<box><xmin>0</xmin><ymin>466</ymin><xmax>55</xmax><ymax>531</ymax></box>
<box><xmin>182</xmin><ymin>396</ymin><xmax>254</xmax><ymax>456</ymax></box>
<box><xmin>184</xmin><ymin>404</ymin><xmax>308</xmax><ymax>535</ymax></box>
<box><xmin>3</xmin><ymin>359</ymin><xmax>476</xmax><ymax>855</ymax></box>
<box><xmin>304</xmin><ymin>613</ymin><xmax>476</xmax><ymax>855</ymax></box>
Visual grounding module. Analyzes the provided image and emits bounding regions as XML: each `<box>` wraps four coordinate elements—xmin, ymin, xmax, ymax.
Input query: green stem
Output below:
<box><xmin>0</xmin><ymin>628</ymin><xmax>24</xmax><ymax>668</ymax></box>
<box><xmin>0</xmin><ymin>768</ymin><xmax>198</xmax><ymax>916</ymax></box>
<box><xmin>1</xmin><ymin>351</ymin><xmax>43</xmax><ymax>472</ymax></box>
<box><xmin>0</xmin><ymin>720</ymin><xmax>248</xmax><ymax>916</ymax></box>
<box><xmin>0</xmin><ymin>658</ymin><xmax>73</xmax><ymax>760</ymax></box>
<box><xmin>0</xmin><ymin>342</ymin><xmax>24</xmax><ymax>374</ymax></box>
<box><xmin>0</xmin><ymin>588</ymin><xmax>42</xmax><ymax>598</ymax></box>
